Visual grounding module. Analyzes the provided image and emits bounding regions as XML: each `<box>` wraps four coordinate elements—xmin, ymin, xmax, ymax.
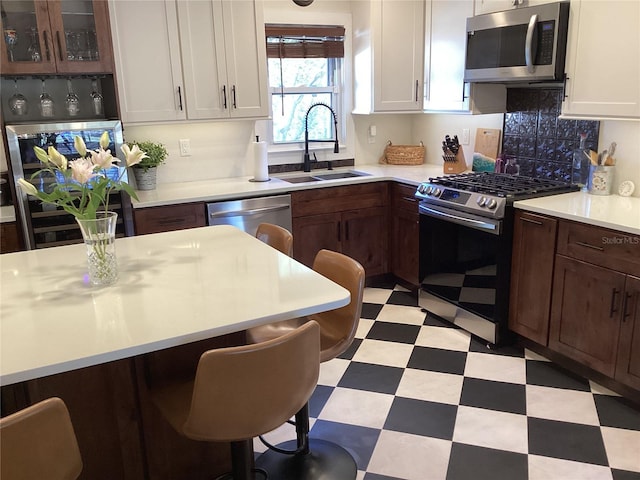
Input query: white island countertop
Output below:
<box><xmin>514</xmin><ymin>191</ymin><xmax>640</xmax><ymax>236</ymax></box>
<box><xmin>0</xmin><ymin>225</ymin><xmax>350</xmax><ymax>386</ymax></box>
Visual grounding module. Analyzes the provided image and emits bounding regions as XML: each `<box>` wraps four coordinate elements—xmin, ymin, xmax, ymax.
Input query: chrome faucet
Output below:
<box><xmin>303</xmin><ymin>103</ymin><xmax>339</xmax><ymax>172</ymax></box>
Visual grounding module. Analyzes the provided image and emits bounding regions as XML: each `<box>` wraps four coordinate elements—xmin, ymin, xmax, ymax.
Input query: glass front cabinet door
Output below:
<box><xmin>1</xmin><ymin>0</ymin><xmax>113</xmax><ymax>75</ymax></box>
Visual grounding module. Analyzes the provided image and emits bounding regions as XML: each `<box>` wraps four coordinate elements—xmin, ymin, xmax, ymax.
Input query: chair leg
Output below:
<box><xmin>215</xmin><ymin>440</ymin><xmax>267</xmax><ymax>480</ymax></box>
<box><xmin>255</xmin><ymin>403</ymin><xmax>357</xmax><ymax>479</ymax></box>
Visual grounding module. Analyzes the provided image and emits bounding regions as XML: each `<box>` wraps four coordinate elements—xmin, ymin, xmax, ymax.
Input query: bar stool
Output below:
<box><xmin>247</xmin><ymin>249</ymin><xmax>365</xmax><ymax>479</ymax></box>
<box><xmin>148</xmin><ymin>321</ymin><xmax>321</xmax><ymax>480</ymax></box>
<box><xmin>255</xmin><ymin>223</ymin><xmax>293</xmax><ymax>256</ymax></box>
<box><xmin>0</xmin><ymin>397</ymin><xmax>83</xmax><ymax>480</ymax></box>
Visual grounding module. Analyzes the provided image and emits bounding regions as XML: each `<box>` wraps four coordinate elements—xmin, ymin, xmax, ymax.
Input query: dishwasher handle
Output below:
<box><xmin>208</xmin><ymin>203</ymin><xmax>290</xmax><ymax>220</ymax></box>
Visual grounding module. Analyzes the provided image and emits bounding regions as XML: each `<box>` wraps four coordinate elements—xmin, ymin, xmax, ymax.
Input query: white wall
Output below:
<box><xmin>597</xmin><ymin>120</ymin><xmax>640</xmax><ymax>197</ymax></box>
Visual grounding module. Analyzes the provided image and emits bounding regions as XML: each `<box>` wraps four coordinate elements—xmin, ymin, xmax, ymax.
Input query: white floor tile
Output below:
<box><xmin>524</xmin><ymin>349</ymin><xmax>551</xmax><ymax>362</ymax></box>
<box><xmin>396</xmin><ymin>368</ymin><xmax>464</xmax><ymax>405</ymax></box>
<box><xmin>589</xmin><ymin>381</ymin><xmax>621</xmax><ymax>396</ymax></box>
<box><xmin>416</xmin><ymin>325</ymin><xmax>471</xmax><ymax>352</ymax></box>
<box><xmin>375</xmin><ymin>304</ymin><xmax>426</xmax><ymax>325</ymax></box>
<box><xmin>355</xmin><ymin>318</ymin><xmax>374</xmax><ymax>339</ymax></box>
<box><xmin>601</xmin><ymin>426</ymin><xmax>640</xmax><ymax>473</ymax></box>
<box><xmin>317</xmin><ymin>387</ymin><xmax>394</xmax><ymax>429</ymax></box>
<box><xmin>318</xmin><ymin>357</ymin><xmax>350</xmax><ymax>386</ymax></box>
<box><xmin>367</xmin><ymin>429</ymin><xmax>452</xmax><ymax>480</ymax></box>
<box><xmin>363</xmin><ymin>287</ymin><xmax>393</xmax><ymax>304</ymax></box>
<box><xmin>453</xmin><ymin>405</ymin><xmax>529</xmax><ymax>454</ymax></box>
<box><xmin>528</xmin><ymin>455</ymin><xmax>614</xmax><ymax>480</ymax></box>
<box><xmin>526</xmin><ymin>385</ymin><xmax>600</xmax><ymax>426</ymax></box>
<box><xmin>352</xmin><ymin>338</ymin><xmax>414</xmax><ymax>368</ymax></box>
<box><xmin>464</xmin><ymin>351</ymin><xmax>527</xmax><ymax>384</ymax></box>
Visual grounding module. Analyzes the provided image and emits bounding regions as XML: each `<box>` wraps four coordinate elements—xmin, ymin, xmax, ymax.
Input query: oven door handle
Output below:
<box><xmin>419</xmin><ymin>204</ymin><xmax>501</xmax><ymax>235</ymax></box>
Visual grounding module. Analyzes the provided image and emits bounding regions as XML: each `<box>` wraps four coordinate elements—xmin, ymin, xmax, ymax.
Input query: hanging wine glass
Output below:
<box><xmin>90</xmin><ymin>78</ymin><xmax>103</xmax><ymax>116</ymax></box>
<box><xmin>39</xmin><ymin>80</ymin><xmax>54</xmax><ymax>118</ymax></box>
<box><xmin>26</xmin><ymin>27</ymin><xmax>41</xmax><ymax>62</ymax></box>
<box><xmin>65</xmin><ymin>79</ymin><xmax>80</xmax><ymax>116</ymax></box>
<box><xmin>4</xmin><ymin>28</ymin><xmax>17</xmax><ymax>62</ymax></box>
<box><xmin>8</xmin><ymin>79</ymin><xmax>28</xmax><ymax>116</ymax></box>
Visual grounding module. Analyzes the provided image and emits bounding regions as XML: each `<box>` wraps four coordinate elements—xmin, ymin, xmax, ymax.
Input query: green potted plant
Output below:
<box><xmin>128</xmin><ymin>140</ymin><xmax>168</xmax><ymax>191</ymax></box>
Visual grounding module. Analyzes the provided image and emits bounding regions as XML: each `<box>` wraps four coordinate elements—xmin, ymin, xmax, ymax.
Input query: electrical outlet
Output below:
<box><xmin>179</xmin><ymin>139</ymin><xmax>191</xmax><ymax>157</ymax></box>
<box><xmin>368</xmin><ymin>125</ymin><xmax>376</xmax><ymax>144</ymax></box>
<box><xmin>461</xmin><ymin>128</ymin><xmax>470</xmax><ymax>145</ymax></box>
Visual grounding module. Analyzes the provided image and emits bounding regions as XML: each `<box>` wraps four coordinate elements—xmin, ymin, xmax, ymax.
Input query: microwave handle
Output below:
<box><xmin>525</xmin><ymin>14</ymin><xmax>538</xmax><ymax>74</ymax></box>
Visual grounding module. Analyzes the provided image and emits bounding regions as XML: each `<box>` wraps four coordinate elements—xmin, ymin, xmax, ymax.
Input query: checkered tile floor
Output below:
<box><xmin>255</xmin><ymin>283</ymin><xmax>640</xmax><ymax>480</ymax></box>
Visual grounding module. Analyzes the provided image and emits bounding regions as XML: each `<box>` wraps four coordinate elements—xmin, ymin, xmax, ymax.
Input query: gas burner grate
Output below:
<box><xmin>428</xmin><ymin>172</ymin><xmax>576</xmax><ymax>198</ymax></box>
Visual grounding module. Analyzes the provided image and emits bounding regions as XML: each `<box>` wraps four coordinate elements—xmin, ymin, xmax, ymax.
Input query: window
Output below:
<box><xmin>266</xmin><ymin>25</ymin><xmax>345</xmax><ymax>145</ymax></box>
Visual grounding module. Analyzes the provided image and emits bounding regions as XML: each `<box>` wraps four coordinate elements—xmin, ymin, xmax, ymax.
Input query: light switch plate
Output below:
<box><xmin>179</xmin><ymin>139</ymin><xmax>191</xmax><ymax>157</ymax></box>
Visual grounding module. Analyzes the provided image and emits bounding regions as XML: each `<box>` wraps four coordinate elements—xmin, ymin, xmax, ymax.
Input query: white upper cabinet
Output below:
<box><xmin>177</xmin><ymin>0</ymin><xmax>268</xmax><ymax>120</ymax></box>
<box><xmin>109</xmin><ymin>0</ymin><xmax>268</xmax><ymax>123</ymax></box>
<box><xmin>353</xmin><ymin>0</ymin><xmax>425</xmax><ymax>113</ymax></box>
<box><xmin>424</xmin><ymin>0</ymin><xmax>506</xmax><ymax>113</ymax></box>
<box><xmin>109</xmin><ymin>0</ymin><xmax>185</xmax><ymax>123</ymax></box>
<box><xmin>475</xmin><ymin>0</ymin><xmax>558</xmax><ymax>15</ymax></box>
<box><xmin>561</xmin><ymin>0</ymin><xmax>640</xmax><ymax>120</ymax></box>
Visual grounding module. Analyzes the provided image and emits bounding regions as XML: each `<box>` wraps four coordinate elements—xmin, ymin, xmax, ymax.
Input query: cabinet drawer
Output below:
<box><xmin>292</xmin><ymin>183</ymin><xmax>388</xmax><ymax>217</ymax></box>
<box><xmin>391</xmin><ymin>182</ymin><xmax>419</xmax><ymax>213</ymax></box>
<box><xmin>134</xmin><ymin>202</ymin><xmax>206</xmax><ymax>235</ymax></box>
<box><xmin>557</xmin><ymin>220</ymin><xmax>640</xmax><ymax>276</ymax></box>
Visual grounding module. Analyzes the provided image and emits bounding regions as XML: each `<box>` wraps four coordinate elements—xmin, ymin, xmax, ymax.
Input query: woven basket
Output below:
<box><xmin>379</xmin><ymin>141</ymin><xmax>425</xmax><ymax>165</ymax></box>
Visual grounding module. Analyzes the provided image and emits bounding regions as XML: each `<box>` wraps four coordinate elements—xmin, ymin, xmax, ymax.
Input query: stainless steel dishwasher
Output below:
<box><xmin>206</xmin><ymin>194</ymin><xmax>292</xmax><ymax>236</ymax></box>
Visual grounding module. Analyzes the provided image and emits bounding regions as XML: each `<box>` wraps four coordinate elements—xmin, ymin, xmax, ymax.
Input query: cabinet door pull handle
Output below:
<box><xmin>177</xmin><ymin>86</ymin><xmax>183</xmax><ymax>111</ymax></box>
<box><xmin>575</xmin><ymin>241</ymin><xmax>604</xmax><ymax>251</ymax></box>
<box><xmin>345</xmin><ymin>221</ymin><xmax>349</xmax><ymax>241</ymax></box>
<box><xmin>232</xmin><ymin>85</ymin><xmax>237</xmax><ymax>109</ymax></box>
<box><xmin>521</xmin><ymin>217</ymin><xmax>543</xmax><ymax>226</ymax></box>
<box><xmin>43</xmin><ymin>30</ymin><xmax>51</xmax><ymax>61</ymax></box>
<box><xmin>158</xmin><ymin>218</ymin><xmax>185</xmax><ymax>226</ymax></box>
<box><xmin>402</xmin><ymin>196</ymin><xmax>417</xmax><ymax>203</ymax></box>
<box><xmin>610</xmin><ymin>288</ymin><xmax>620</xmax><ymax>318</ymax></box>
<box><xmin>415</xmin><ymin>80</ymin><xmax>419</xmax><ymax>102</ymax></box>
<box><xmin>337</xmin><ymin>222</ymin><xmax>341</xmax><ymax>242</ymax></box>
<box><xmin>222</xmin><ymin>85</ymin><xmax>227</xmax><ymax>109</ymax></box>
<box><xmin>562</xmin><ymin>74</ymin><xmax>569</xmax><ymax>102</ymax></box>
<box><xmin>55</xmin><ymin>31</ymin><xmax>64</xmax><ymax>61</ymax></box>
<box><xmin>622</xmin><ymin>292</ymin><xmax>634</xmax><ymax>322</ymax></box>
<box><xmin>462</xmin><ymin>81</ymin><xmax>468</xmax><ymax>101</ymax></box>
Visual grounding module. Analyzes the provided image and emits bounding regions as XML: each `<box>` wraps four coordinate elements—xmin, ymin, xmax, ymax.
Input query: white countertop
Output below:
<box><xmin>0</xmin><ymin>225</ymin><xmax>350</xmax><ymax>386</ymax></box>
<box><xmin>514</xmin><ymin>192</ymin><xmax>640</xmax><ymax>236</ymax></box>
<box><xmin>132</xmin><ymin>164</ymin><xmax>445</xmax><ymax>208</ymax></box>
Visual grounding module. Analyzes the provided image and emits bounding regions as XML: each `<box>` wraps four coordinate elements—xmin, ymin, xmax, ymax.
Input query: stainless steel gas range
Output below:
<box><xmin>415</xmin><ymin>172</ymin><xmax>578</xmax><ymax>346</ymax></box>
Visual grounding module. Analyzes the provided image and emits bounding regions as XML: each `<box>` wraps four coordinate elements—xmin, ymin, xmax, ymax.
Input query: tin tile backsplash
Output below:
<box><xmin>502</xmin><ymin>88</ymin><xmax>600</xmax><ymax>181</ymax></box>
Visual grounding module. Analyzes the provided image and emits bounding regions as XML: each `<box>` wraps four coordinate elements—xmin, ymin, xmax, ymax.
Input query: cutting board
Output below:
<box><xmin>472</xmin><ymin>128</ymin><xmax>501</xmax><ymax>172</ymax></box>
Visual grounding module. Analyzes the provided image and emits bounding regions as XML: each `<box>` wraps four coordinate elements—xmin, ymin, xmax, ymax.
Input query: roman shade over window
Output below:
<box><xmin>266</xmin><ymin>25</ymin><xmax>345</xmax><ymax>59</ymax></box>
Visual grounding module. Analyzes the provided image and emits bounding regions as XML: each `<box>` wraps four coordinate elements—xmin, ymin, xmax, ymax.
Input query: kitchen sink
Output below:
<box><xmin>277</xmin><ymin>170</ymin><xmax>370</xmax><ymax>184</ymax></box>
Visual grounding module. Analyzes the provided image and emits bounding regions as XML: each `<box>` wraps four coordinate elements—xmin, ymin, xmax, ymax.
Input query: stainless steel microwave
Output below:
<box><xmin>464</xmin><ymin>1</ymin><xmax>569</xmax><ymax>83</ymax></box>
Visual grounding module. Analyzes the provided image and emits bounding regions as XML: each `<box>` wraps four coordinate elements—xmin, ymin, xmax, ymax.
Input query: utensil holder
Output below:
<box><xmin>443</xmin><ymin>149</ymin><xmax>466</xmax><ymax>174</ymax></box>
<box><xmin>588</xmin><ymin>165</ymin><xmax>614</xmax><ymax>195</ymax></box>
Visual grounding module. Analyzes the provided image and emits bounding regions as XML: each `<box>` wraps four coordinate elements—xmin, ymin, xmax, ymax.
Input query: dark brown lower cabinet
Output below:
<box><xmin>390</xmin><ymin>183</ymin><xmax>419</xmax><ymax>287</ymax></box>
<box><xmin>0</xmin><ymin>221</ymin><xmax>23</xmax><ymax>253</ymax></box>
<box><xmin>615</xmin><ymin>275</ymin><xmax>640</xmax><ymax>390</ymax></box>
<box><xmin>549</xmin><ymin>256</ymin><xmax>626</xmax><ymax>377</ymax></box>
<box><xmin>508</xmin><ymin>211</ymin><xmax>557</xmax><ymax>345</ymax></box>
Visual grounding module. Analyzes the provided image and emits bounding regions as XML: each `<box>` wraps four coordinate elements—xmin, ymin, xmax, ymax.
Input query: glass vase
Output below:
<box><xmin>76</xmin><ymin>211</ymin><xmax>118</xmax><ymax>286</ymax></box>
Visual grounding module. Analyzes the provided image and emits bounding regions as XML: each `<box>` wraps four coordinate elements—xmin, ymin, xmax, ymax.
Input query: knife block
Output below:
<box><xmin>443</xmin><ymin>149</ymin><xmax>467</xmax><ymax>174</ymax></box>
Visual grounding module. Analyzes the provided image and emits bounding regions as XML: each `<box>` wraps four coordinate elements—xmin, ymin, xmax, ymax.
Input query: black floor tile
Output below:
<box><xmin>366</xmin><ymin>321</ymin><xmax>421</xmax><ymax>345</ymax></box>
<box><xmin>446</xmin><ymin>443</ymin><xmax>528</xmax><ymax>480</ymax></box>
<box><xmin>527</xmin><ymin>417</ymin><xmax>609</xmax><ymax>466</ymax></box>
<box><xmin>460</xmin><ymin>377</ymin><xmax>527</xmax><ymax>415</ymax></box>
<box><xmin>338</xmin><ymin>337</ymin><xmax>361</xmax><ymax>360</ymax></box>
<box><xmin>612</xmin><ymin>469</ymin><xmax>640</xmax><ymax>480</ymax></box>
<box><xmin>310</xmin><ymin>419</ymin><xmax>380</xmax><ymax>471</ymax></box>
<box><xmin>423</xmin><ymin>312</ymin><xmax>458</xmax><ymax>328</ymax></box>
<box><xmin>593</xmin><ymin>394</ymin><xmax>640</xmax><ymax>430</ymax></box>
<box><xmin>309</xmin><ymin>385</ymin><xmax>334</xmax><ymax>418</ymax></box>
<box><xmin>386</xmin><ymin>290</ymin><xmax>418</xmax><ymax>307</ymax></box>
<box><xmin>361</xmin><ymin>302</ymin><xmax>384</xmax><ymax>320</ymax></box>
<box><xmin>469</xmin><ymin>337</ymin><xmax>525</xmax><ymax>357</ymax></box>
<box><xmin>526</xmin><ymin>359</ymin><xmax>591</xmax><ymax>392</ymax></box>
<box><xmin>408</xmin><ymin>346</ymin><xmax>467</xmax><ymax>375</ymax></box>
<box><xmin>383</xmin><ymin>397</ymin><xmax>458</xmax><ymax>440</ymax></box>
<box><xmin>462</xmin><ymin>274</ymin><xmax>496</xmax><ymax>289</ymax></box>
<box><xmin>338</xmin><ymin>362</ymin><xmax>404</xmax><ymax>395</ymax></box>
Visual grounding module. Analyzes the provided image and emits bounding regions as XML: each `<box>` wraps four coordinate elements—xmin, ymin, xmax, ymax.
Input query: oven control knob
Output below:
<box><xmin>433</xmin><ymin>188</ymin><xmax>442</xmax><ymax>197</ymax></box>
<box><xmin>425</xmin><ymin>186</ymin><xmax>433</xmax><ymax>195</ymax></box>
<box><xmin>486</xmin><ymin>199</ymin><xmax>498</xmax><ymax>209</ymax></box>
<box><xmin>477</xmin><ymin>196</ymin><xmax>487</xmax><ymax>207</ymax></box>
<box><xmin>418</xmin><ymin>184</ymin><xmax>427</xmax><ymax>194</ymax></box>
